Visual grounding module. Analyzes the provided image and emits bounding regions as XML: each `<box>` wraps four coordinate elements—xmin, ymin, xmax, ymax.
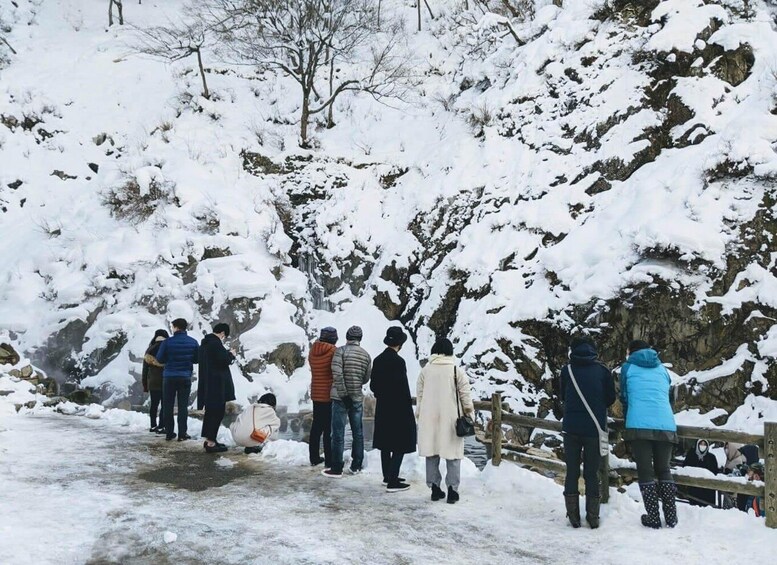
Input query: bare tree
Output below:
<box><xmin>132</xmin><ymin>17</ymin><xmax>215</xmax><ymax>99</ymax></box>
<box><xmin>208</xmin><ymin>0</ymin><xmax>414</xmax><ymax>147</ymax></box>
<box><xmin>109</xmin><ymin>0</ymin><xmax>124</xmax><ymax>26</ymax></box>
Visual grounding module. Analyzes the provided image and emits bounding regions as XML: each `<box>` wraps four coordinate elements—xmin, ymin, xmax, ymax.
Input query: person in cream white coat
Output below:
<box><xmin>416</xmin><ymin>338</ymin><xmax>474</xmax><ymax>504</ymax></box>
<box><xmin>230</xmin><ymin>393</ymin><xmax>281</xmax><ymax>454</ymax></box>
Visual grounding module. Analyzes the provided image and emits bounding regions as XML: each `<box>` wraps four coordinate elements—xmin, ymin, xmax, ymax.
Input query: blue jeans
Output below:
<box><xmin>162</xmin><ymin>378</ymin><xmax>191</xmax><ymax>439</ymax></box>
<box><xmin>330</xmin><ymin>399</ymin><xmax>363</xmax><ymax>473</ymax></box>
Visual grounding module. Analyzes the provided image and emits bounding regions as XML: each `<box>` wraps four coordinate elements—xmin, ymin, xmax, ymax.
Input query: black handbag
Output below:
<box><xmin>454</xmin><ymin>367</ymin><xmax>475</xmax><ymax>437</ymax></box>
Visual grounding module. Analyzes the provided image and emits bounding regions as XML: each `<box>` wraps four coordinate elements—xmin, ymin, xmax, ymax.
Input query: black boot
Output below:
<box><xmin>564</xmin><ymin>494</ymin><xmax>581</xmax><ymax>528</ymax></box>
<box><xmin>658</xmin><ymin>481</ymin><xmax>678</xmax><ymax>528</ymax></box>
<box><xmin>639</xmin><ymin>482</ymin><xmax>662</xmax><ymax>529</ymax></box>
<box><xmin>446</xmin><ymin>486</ymin><xmax>459</xmax><ymax>504</ymax></box>
<box><xmin>430</xmin><ymin>484</ymin><xmax>445</xmax><ymax>501</ymax></box>
<box><xmin>585</xmin><ymin>496</ymin><xmax>601</xmax><ymax>529</ymax></box>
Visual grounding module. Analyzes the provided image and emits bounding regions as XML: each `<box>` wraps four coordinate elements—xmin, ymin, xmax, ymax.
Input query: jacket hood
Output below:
<box><xmin>428</xmin><ymin>354</ymin><xmax>455</xmax><ymax>365</ymax></box>
<box><xmin>695</xmin><ymin>439</ymin><xmax>710</xmax><ymax>460</ymax></box>
<box><xmin>310</xmin><ymin>340</ymin><xmax>336</xmax><ymax>358</ymax></box>
<box><xmin>626</xmin><ymin>348</ymin><xmax>661</xmax><ymax>368</ymax></box>
<box><xmin>569</xmin><ymin>342</ymin><xmax>598</xmax><ymax>364</ymax></box>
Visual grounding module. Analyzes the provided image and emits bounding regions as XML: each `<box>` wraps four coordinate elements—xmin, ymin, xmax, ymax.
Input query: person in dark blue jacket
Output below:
<box><xmin>558</xmin><ymin>336</ymin><xmax>616</xmax><ymax>529</ymax></box>
<box><xmin>156</xmin><ymin>318</ymin><xmax>199</xmax><ymax>441</ymax></box>
<box><xmin>620</xmin><ymin>340</ymin><xmax>678</xmax><ymax>529</ymax></box>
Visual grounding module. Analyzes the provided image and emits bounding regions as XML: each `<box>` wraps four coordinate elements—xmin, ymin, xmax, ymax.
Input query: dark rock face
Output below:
<box><xmin>267</xmin><ymin>343</ymin><xmax>304</xmax><ymax>376</ymax></box>
<box><xmin>0</xmin><ymin>343</ymin><xmax>21</xmax><ymax>366</ymax></box>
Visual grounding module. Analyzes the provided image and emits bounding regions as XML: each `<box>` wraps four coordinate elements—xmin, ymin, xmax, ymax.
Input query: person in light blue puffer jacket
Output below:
<box><xmin>620</xmin><ymin>340</ymin><xmax>678</xmax><ymax>529</ymax></box>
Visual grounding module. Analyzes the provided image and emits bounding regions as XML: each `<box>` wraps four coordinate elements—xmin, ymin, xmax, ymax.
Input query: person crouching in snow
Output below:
<box><xmin>197</xmin><ymin>323</ymin><xmax>236</xmax><ymax>454</ymax></box>
<box><xmin>230</xmin><ymin>393</ymin><xmax>281</xmax><ymax>454</ymax></box>
<box><xmin>681</xmin><ymin>439</ymin><xmax>719</xmax><ymax>506</ymax></box>
<box><xmin>744</xmin><ymin>462</ymin><xmax>766</xmax><ymax>518</ymax></box>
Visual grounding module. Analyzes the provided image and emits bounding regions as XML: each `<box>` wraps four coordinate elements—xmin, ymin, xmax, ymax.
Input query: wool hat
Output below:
<box><xmin>346</xmin><ymin>325</ymin><xmax>363</xmax><ymax>341</ymax></box>
<box><xmin>319</xmin><ymin>327</ymin><xmax>338</xmax><ymax>345</ymax></box>
<box><xmin>383</xmin><ymin>326</ymin><xmax>408</xmax><ymax>347</ymax></box>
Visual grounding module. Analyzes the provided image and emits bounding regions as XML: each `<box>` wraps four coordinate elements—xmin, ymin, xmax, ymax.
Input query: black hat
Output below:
<box><xmin>259</xmin><ymin>393</ymin><xmax>277</xmax><ymax>407</ymax></box>
<box><xmin>319</xmin><ymin>327</ymin><xmax>338</xmax><ymax>345</ymax></box>
<box><xmin>384</xmin><ymin>326</ymin><xmax>408</xmax><ymax>347</ymax></box>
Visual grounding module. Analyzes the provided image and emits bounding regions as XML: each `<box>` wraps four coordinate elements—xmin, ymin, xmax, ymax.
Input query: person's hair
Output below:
<box><xmin>212</xmin><ymin>323</ymin><xmax>230</xmax><ymax>337</ymax></box>
<box><xmin>628</xmin><ymin>340</ymin><xmax>651</xmax><ymax>354</ymax></box>
<box><xmin>171</xmin><ymin>318</ymin><xmax>188</xmax><ymax>331</ymax></box>
<box><xmin>569</xmin><ymin>335</ymin><xmax>595</xmax><ymax>349</ymax></box>
<box><xmin>259</xmin><ymin>393</ymin><xmax>277</xmax><ymax>407</ymax></box>
<box><xmin>431</xmin><ymin>338</ymin><xmax>454</xmax><ymax>356</ymax></box>
<box><xmin>150</xmin><ymin>329</ymin><xmax>169</xmax><ymax>345</ymax></box>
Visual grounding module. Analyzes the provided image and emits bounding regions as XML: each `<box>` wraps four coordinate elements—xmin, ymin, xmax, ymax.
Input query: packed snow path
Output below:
<box><xmin>1</xmin><ymin>412</ymin><xmax>775</xmax><ymax>565</ymax></box>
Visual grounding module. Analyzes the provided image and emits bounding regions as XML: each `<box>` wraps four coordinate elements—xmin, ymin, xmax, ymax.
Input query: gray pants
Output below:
<box><xmin>425</xmin><ymin>456</ymin><xmax>461</xmax><ymax>490</ymax></box>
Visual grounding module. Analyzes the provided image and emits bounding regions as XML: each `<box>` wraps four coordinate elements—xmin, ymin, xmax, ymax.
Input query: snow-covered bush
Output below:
<box><xmin>103</xmin><ymin>169</ymin><xmax>177</xmax><ymax>224</ymax></box>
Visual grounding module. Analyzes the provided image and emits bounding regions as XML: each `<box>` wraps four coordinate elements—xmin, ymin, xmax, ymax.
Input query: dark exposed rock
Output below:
<box><xmin>712</xmin><ymin>43</ymin><xmax>754</xmax><ymax>86</ymax></box>
<box><xmin>0</xmin><ymin>343</ymin><xmax>21</xmax><ymax>366</ymax></box>
<box><xmin>267</xmin><ymin>343</ymin><xmax>304</xmax><ymax>376</ymax></box>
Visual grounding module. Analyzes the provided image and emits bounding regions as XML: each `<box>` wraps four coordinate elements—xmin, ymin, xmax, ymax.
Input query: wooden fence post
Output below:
<box><xmin>765</xmin><ymin>422</ymin><xmax>776</xmax><ymax>529</ymax></box>
<box><xmin>491</xmin><ymin>392</ymin><xmax>502</xmax><ymax>466</ymax></box>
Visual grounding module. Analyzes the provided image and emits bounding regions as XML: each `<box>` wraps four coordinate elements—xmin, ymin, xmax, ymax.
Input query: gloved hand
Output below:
<box><xmin>341</xmin><ymin>396</ymin><xmax>354</xmax><ymax>410</ymax></box>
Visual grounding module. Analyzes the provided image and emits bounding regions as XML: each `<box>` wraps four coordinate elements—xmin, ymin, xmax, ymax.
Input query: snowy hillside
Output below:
<box><xmin>1</xmin><ymin>0</ymin><xmax>777</xmax><ymax>428</ymax></box>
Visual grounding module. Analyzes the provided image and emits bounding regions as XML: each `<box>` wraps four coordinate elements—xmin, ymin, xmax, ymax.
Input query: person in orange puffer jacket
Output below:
<box><xmin>308</xmin><ymin>327</ymin><xmax>338</xmax><ymax>467</ymax></box>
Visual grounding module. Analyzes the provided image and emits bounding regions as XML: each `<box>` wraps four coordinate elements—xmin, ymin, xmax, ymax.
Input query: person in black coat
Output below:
<box><xmin>197</xmin><ymin>323</ymin><xmax>236</xmax><ymax>453</ymax></box>
<box><xmin>370</xmin><ymin>326</ymin><xmax>417</xmax><ymax>492</ymax></box>
<box><xmin>682</xmin><ymin>439</ymin><xmax>720</xmax><ymax>506</ymax></box>
<box><xmin>557</xmin><ymin>335</ymin><xmax>616</xmax><ymax>529</ymax></box>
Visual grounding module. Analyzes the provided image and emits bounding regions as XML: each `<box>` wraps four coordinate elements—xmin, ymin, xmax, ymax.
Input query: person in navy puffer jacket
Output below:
<box><xmin>620</xmin><ymin>340</ymin><xmax>678</xmax><ymax>529</ymax></box>
<box><xmin>558</xmin><ymin>336</ymin><xmax>616</xmax><ymax>530</ymax></box>
<box><xmin>156</xmin><ymin>318</ymin><xmax>199</xmax><ymax>441</ymax></box>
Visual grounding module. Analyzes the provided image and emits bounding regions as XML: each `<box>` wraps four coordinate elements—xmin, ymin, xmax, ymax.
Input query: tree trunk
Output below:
<box><xmin>108</xmin><ymin>0</ymin><xmax>114</xmax><ymax>26</ymax></box>
<box><xmin>424</xmin><ymin>0</ymin><xmax>434</xmax><ymax>19</ymax></box>
<box><xmin>327</xmin><ymin>50</ymin><xmax>335</xmax><ymax>129</ymax></box>
<box><xmin>417</xmin><ymin>0</ymin><xmax>421</xmax><ymax>31</ymax></box>
<box><xmin>116</xmin><ymin>0</ymin><xmax>124</xmax><ymax>25</ymax></box>
<box><xmin>300</xmin><ymin>89</ymin><xmax>311</xmax><ymax>148</ymax></box>
<box><xmin>196</xmin><ymin>48</ymin><xmax>210</xmax><ymax>99</ymax></box>
<box><xmin>377</xmin><ymin>0</ymin><xmax>382</xmax><ymax>30</ymax></box>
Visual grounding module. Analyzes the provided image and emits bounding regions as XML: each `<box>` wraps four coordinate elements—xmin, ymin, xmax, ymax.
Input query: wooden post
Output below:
<box><xmin>491</xmin><ymin>392</ymin><xmax>502</xmax><ymax>467</ymax></box>
<box><xmin>765</xmin><ymin>422</ymin><xmax>776</xmax><ymax>529</ymax></box>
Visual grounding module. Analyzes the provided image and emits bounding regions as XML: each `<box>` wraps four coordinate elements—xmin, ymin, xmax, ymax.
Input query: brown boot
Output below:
<box><xmin>565</xmin><ymin>494</ymin><xmax>581</xmax><ymax>528</ymax></box>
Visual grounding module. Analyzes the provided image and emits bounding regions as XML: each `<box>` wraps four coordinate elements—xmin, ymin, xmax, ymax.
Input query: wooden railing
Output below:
<box><xmin>475</xmin><ymin>393</ymin><xmax>776</xmax><ymax>528</ymax></box>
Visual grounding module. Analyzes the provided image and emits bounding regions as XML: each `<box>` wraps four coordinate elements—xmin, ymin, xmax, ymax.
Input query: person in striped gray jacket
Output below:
<box><xmin>322</xmin><ymin>326</ymin><xmax>372</xmax><ymax>478</ymax></box>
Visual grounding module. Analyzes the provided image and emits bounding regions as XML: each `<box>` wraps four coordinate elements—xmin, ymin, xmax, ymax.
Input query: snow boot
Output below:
<box><xmin>564</xmin><ymin>494</ymin><xmax>581</xmax><ymax>528</ymax></box>
<box><xmin>431</xmin><ymin>484</ymin><xmax>446</xmax><ymax>501</ymax></box>
<box><xmin>639</xmin><ymin>482</ymin><xmax>662</xmax><ymax>529</ymax></box>
<box><xmin>386</xmin><ymin>480</ymin><xmax>410</xmax><ymax>493</ymax></box>
<box><xmin>446</xmin><ymin>486</ymin><xmax>460</xmax><ymax>504</ymax></box>
<box><xmin>585</xmin><ymin>496</ymin><xmax>601</xmax><ymax>529</ymax></box>
<box><xmin>658</xmin><ymin>481</ymin><xmax>678</xmax><ymax>528</ymax></box>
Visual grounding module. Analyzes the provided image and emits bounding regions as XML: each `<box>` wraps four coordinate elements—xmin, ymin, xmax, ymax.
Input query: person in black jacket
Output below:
<box><xmin>197</xmin><ymin>323</ymin><xmax>236</xmax><ymax>453</ymax></box>
<box><xmin>370</xmin><ymin>327</ymin><xmax>417</xmax><ymax>492</ymax></box>
<box><xmin>682</xmin><ymin>439</ymin><xmax>720</xmax><ymax>506</ymax></box>
<box><xmin>558</xmin><ymin>335</ymin><xmax>616</xmax><ymax>529</ymax></box>
<box><xmin>142</xmin><ymin>329</ymin><xmax>169</xmax><ymax>432</ymax></box>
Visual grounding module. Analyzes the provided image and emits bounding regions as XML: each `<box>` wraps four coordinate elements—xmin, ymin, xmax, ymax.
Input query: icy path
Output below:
<box><xmin>1</xmin><ymin>412</ymin><xmax>775</xmax><ymax>565</ymax></box>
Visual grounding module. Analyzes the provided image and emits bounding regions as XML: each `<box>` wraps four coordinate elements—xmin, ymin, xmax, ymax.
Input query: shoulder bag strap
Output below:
<box><xmin>453</xmin><ymin>365</ymin><xmax>461</xmax><ymax>418</ymax></box>
<box><xmin>567</xmin><ymin>365</ymin><xmax>605</xmax><ymax>434</ymax></box>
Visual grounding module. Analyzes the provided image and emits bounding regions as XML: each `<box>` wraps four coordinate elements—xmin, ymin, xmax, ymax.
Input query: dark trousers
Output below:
<box><xmin>309</xmin><ymin>401</ymin><xmax>332</xmax><ymax>466</ymax></box>
<box><xmin>149</xmin><ymin>389</ymin><xmax>162</xmax><ymax>428</ymax></box>
<box><xmin>564</xmin><ymin>433</ymin><xmax>601</xmax><ymax>497</ymax></box>
<box><xmin>162</xmin><ymin>378</ymin><xmax>191</xmax><ymax>438</ymax></box>
<box><xmin>380</xmin><ymin>450</ymin><xmax>405</xmax><ymax>483</ymax></box>
<box><xmin>631</xmin><ymin>439</ymin><xmax>674</xmax><ymax>483</ymax></box>
<box><xmin>201</xmin><ymin>403</ymin><xmax>226</xmax><ymax>442</ymax></box>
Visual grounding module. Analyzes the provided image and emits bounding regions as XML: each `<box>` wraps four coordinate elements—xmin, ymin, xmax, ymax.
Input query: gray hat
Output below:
<box><xmin>346</xmin><ymin>326</ymin><xmax>363</xmax><ymax>341</ymax></box>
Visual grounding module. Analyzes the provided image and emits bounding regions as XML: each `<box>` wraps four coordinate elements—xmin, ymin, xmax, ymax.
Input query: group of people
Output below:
<box><xmin>307</xmin><ymin>325</ymin><xmax>474</xmax><ymax>502</ymax></box>
<box><xmin>558</xmin><ymin>336</ymin><xmax>768</xmax><ymax>530</ymax></box>
<box><xmin>142</xmin><ymin>322</ymin><xmax>767</xmax><ymax>522</ymax></box>
<box><xmin>141</xmin><ymin>319</ymin><xmax>476</xmax><ymax>504</ymax></box>
<box><xmin>141</xmin><ymin>318</ymin><xmax>280</xmax><ymax>454</ymax></box>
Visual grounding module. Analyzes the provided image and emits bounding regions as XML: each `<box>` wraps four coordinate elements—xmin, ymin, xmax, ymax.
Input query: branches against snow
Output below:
<box><xmin>207</xmin><ymin>0</ymin><xmax>415</xmax><ymax>147</ymax></box>
<box><xmin>131</xmin><ymin>17</ymin><xmax>215</xmax><ymax>99</ymax></box>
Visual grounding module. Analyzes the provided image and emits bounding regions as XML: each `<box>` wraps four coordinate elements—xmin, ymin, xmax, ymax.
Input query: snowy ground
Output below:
<box><xmin>1</xmin><ymin>409</ymin><xmax>774</xmax><ymax>565</ymax></box>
